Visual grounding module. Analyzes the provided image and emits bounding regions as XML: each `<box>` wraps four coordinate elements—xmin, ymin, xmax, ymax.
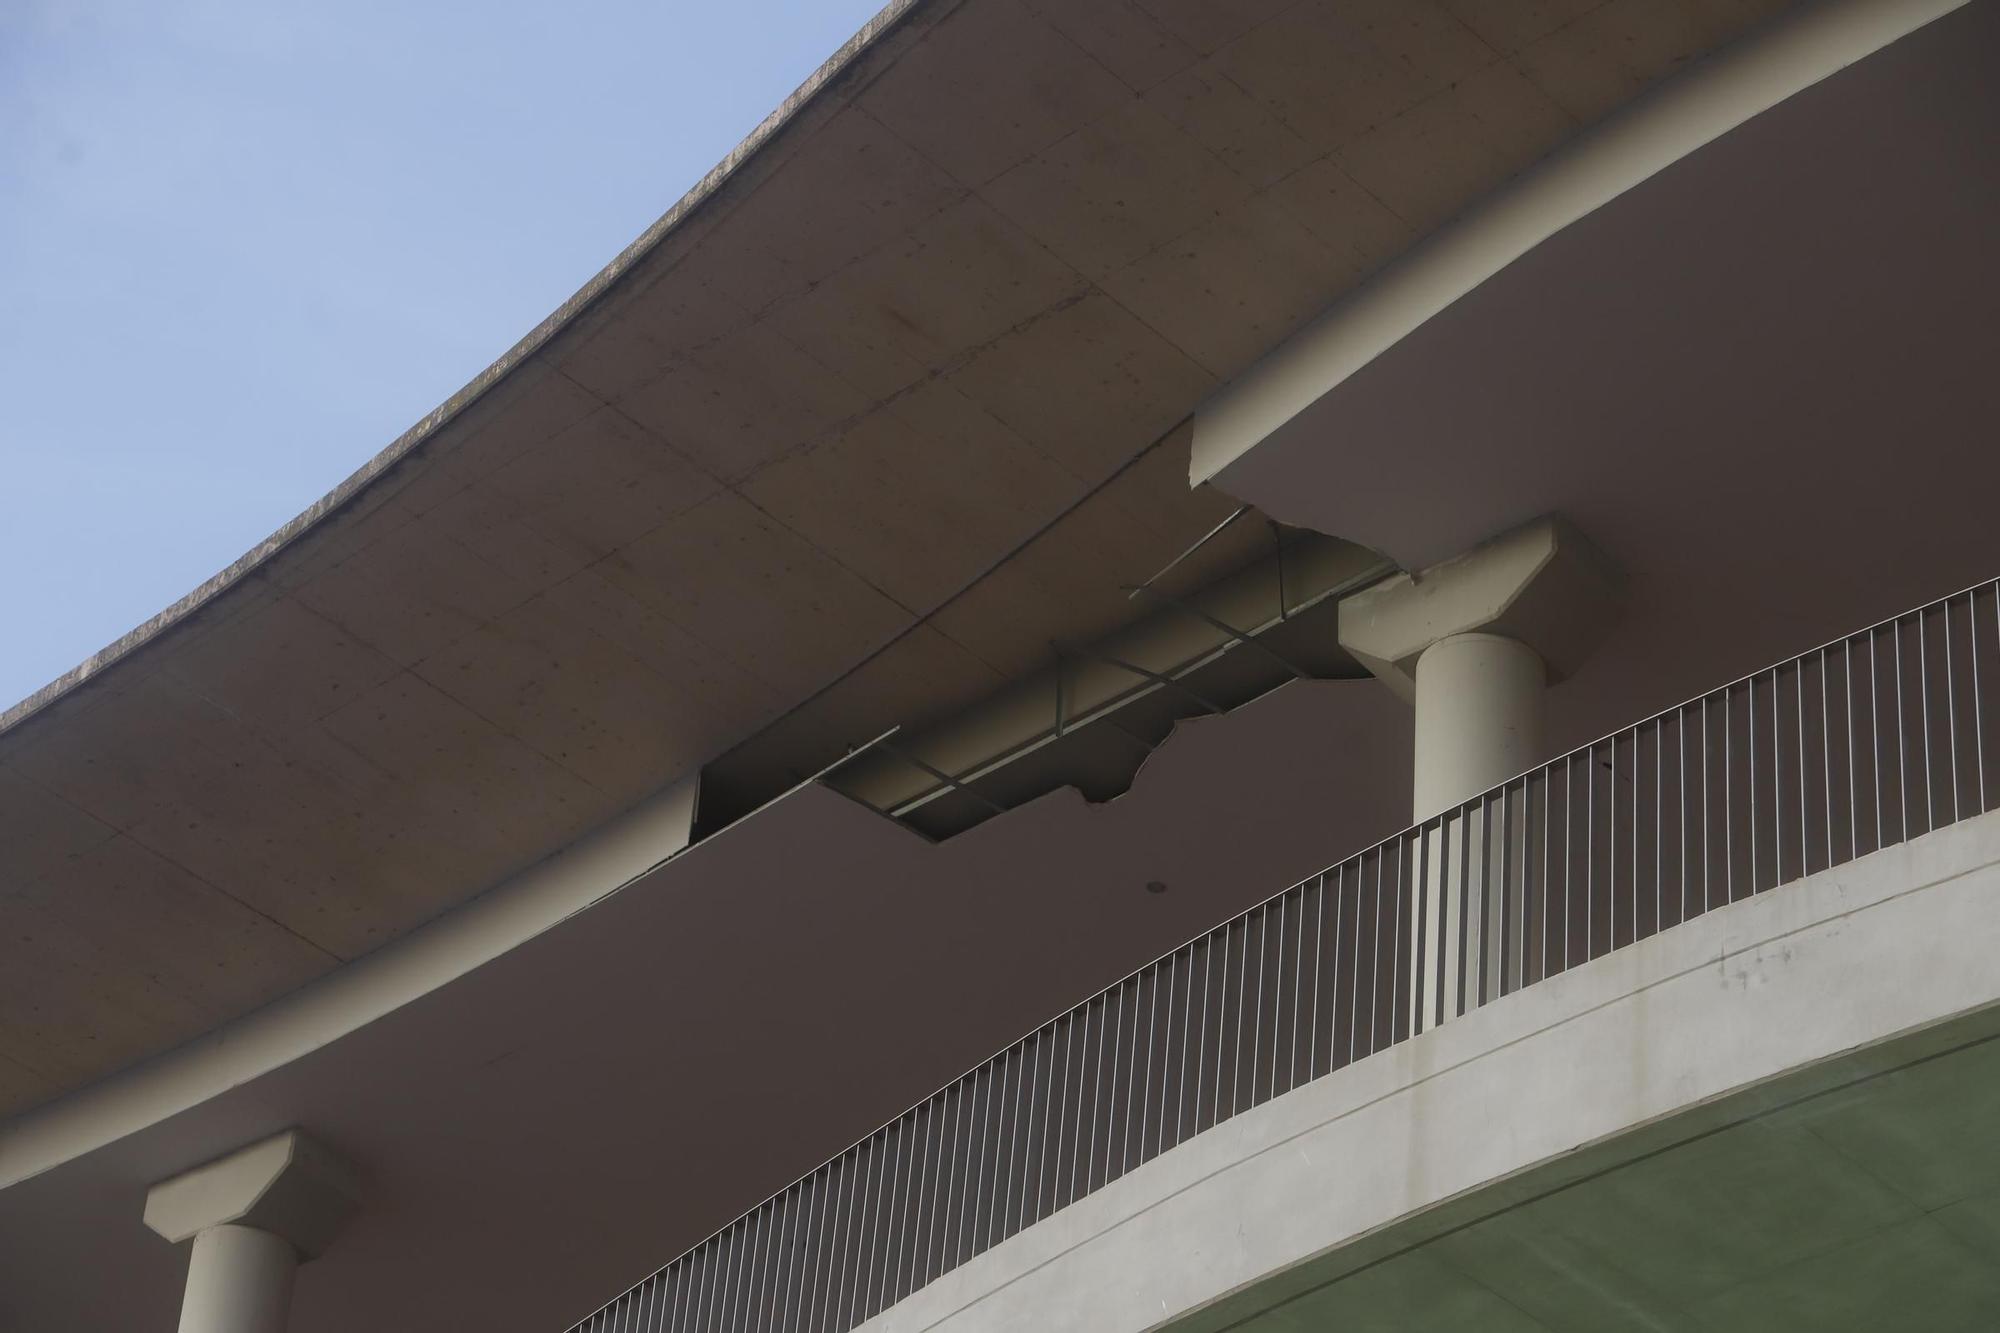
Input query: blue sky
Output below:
<box><xmin>0</xmin><ymin>0</ymin><xmax>886</xmax><ymax>708</ymax></box>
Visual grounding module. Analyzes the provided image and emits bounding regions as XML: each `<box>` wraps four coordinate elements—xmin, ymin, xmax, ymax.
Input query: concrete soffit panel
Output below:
<box><xmin>0</xmin><ymin>0</ymin><xmax>934</xmax><ymax>744</ymax></box>
<box><xmin>1186</xmin><ymin>0</ymin><xmax>1971</xmax><ymax>534</ymax></box>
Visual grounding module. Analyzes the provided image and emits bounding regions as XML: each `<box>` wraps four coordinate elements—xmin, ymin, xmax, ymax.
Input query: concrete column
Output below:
<box><xmin>1408</xmin><ymin>634</ymin><xmax>1545</xmax><ymax>1020</ymax></box>
<box><xmin>146</xmin><ymin>1129</ymin><xmax>357</xmax><ymax>1333</ymax></box>
<box><xmin>1339</xmin><ymin>516</ymin><xmax>1618</xmax><ymax>1026</ymax></box>
<box><xmin>175</xmin><ymin>1224</ymin><xmax>297</xmax><ymax>1333</ymax></box>
<box><xmin>1412</xmin><ymin>632</ymin><xmax>1546</xmax><ymax>819</ymax></box>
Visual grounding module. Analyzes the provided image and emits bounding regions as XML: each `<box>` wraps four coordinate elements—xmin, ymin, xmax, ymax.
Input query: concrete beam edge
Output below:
<box><xmin>1188</xmin><ymin>0</ymin><xmax>1971</xmax><ymax>506</ymax></box>
<box><xmin>0</xmin><ymin>776</ymin><xmax>697</xmax><ymax>1193</ymax></box>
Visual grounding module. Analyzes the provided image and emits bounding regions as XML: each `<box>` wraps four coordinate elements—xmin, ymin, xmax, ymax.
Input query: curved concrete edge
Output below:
<box><xmin>0</xmin><ymin>0</ymin><xmax>940</xmax><ymax>739</ymax></box>
<box><xmin>0</xmin><ymin>777</ymin><xmax>696</xmax><ymax>1191</ymax></box>
<box><xmin>860</xmin><ymin>808</ymin><xmax>2000</xmax><ymax>1333</ymax></box>
<box><xmin>1188</xmin><ymin>0</ymin><xmax>1968</xmax><ymax>502</ymax></box>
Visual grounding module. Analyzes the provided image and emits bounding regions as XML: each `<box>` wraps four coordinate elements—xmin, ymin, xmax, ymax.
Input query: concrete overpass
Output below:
<box><xmin>4</xmin><ymin>0</ymin><xmax>1999</xmax><ymax>1329</ymax></box>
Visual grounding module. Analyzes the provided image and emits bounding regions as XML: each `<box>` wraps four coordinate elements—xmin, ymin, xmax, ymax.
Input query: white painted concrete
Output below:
<box><xmin>1188</xmin><ymin>0</ymin><xmax>1970</xmax><ymax>532</ymax></box>
<box><xmin>1412</xmin><ymin>633</ymin><xmax>1544</xmax><ymax>820</ymax></box>
<box><xmin>144</xmin><ymin>1129</ymin><xmax>357</xmax><ymax>1260</ymax></box>
<box><xmin>1342</xmin><ymin>516</ymin><xmax>1604</xmax><ymax>1029</ymax></box>
<box><xmin>1408</xmin><ymin>628</ymin><xmax>1544</xmax><ymax>1020</ymax></box>
<box><xmin>174</xmin><ymin>1225</ymin><xmax>296</xmax><ymax>1333</ymax></box>
<box><xmin>858</xmin><ymin>808</ymin><xmax>2000</xmax><ymax>1333</ymax></box>
<box><xmin>1335</xmin><ymin>516</ymin><xmax>1617</xmax><ymax>701</ymax></box>
<box><xmin>147</xmin><ymin>1130</ymin><xmax>355</xmax><ymax>1333</ymax></box>
<box><xmin>1409</xmin><ymin>633</ymin><xmax>1543</xmax><ymax>1030</ymax></box>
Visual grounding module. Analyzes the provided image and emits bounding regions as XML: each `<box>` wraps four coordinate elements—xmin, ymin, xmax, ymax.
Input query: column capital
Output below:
<box><xmin>144</xmin><ymin>1128</ymin><xmax>358</xmax><ymax>1261</ymax></box>
<box><xmin>1338</xmin><ymin>514</ymin><xmax>1620</xmax><ymax>701</ymax></box>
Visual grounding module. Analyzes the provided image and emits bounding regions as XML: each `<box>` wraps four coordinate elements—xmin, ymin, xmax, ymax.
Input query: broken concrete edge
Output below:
<box><xmin>829</xmin><ymin>536</ymin><xmax>1391</xmax><ymax>815</ymax></box>
<box><xmin>143</xmin><ymin>1129</ymin><xmax>359</xmax><ymax>1261</ymax></box>
<box><xmin>1188</xmin><ymin>0</ymin><xmax>1970</xmax><ymax>508</ymax></box>
<box><xmin>0</xmin><ymin>0</ymin><xmax>948</xmax><ymax>741</ymax></box>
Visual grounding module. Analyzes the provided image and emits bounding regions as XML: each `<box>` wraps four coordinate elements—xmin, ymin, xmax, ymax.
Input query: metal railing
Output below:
<box><xmin>567</xmin><ymin>578</ymin><xmax>2000</xmax><ymax>1333</ymax></box>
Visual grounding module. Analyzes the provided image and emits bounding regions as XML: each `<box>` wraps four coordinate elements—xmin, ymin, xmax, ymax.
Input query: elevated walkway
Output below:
<box><xmin>866</xmin><ymin>807</ymin><xmax>2000</xmax><ymax>1333</ymax></box>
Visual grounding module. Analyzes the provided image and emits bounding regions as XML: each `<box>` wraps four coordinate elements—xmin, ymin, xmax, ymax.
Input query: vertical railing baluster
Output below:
<box><xmin>1896</xmin><ymin>616</ymin><xmax>1909</xmax><ymax>846</ymax></box>
<box><xmin>1820</xmin><ymin>647</ymin><xmax>1832</xmax><ymax>872</ymax></box>
<box><xmin>1390</xmin><ymin>836</ymin><xmax>1406</xmax><ymax>1032</ymax></box>
<box><xmin>892</xmin><ymin>1117</ymin><xmax>915</xmax><ymax>1304</ymax></box>
<box><xmin>754</xmin><ymin>1194</ymin><xmax>779</xmax><ymax>1333</ymax></box>
<box><xmin>1655</xmin><ymin>718</ymin><xmax>1663</xmax><ymax>937</ymax></box>
<box><xmin>667</xmin><ymin>1251</ymin><xmax>685</xmax><ymax>1333</ymax></box>
<box><xmin>1289</xmin><ymin>885</ymin><xmax>1305</xmax><ymax>1090</ymax></box>
<box><xmin>1630</xmin><ymin>726</ymin><xmax>1639</xmax><ymax>944</ymax></box>
<box><xmin>1498</xmin><ymin>789</ymin><xmax>1514</xmax><ymax>996</ymax></box>
<box><xmin>1249</xmin><ymin>907</ymin><xmax>1266</xmax><ymax>1109</ymax></box>
<box><xmin>746</xmin><ymin>1199</ymin><xmax>766</xmax><ymax>1333</ymax></box>
<box><xmin>1973</xmin><ymin>587</ymin><xmax>1989</xmax><ymax>814</ymax></box>
<box><xmin>1679</xmin><ymin>706</ymin><xmax>1690</xmax><ymax>926</ymax></box>
<box><xmin>891</xmin><ymin>1119</ymin><xmax>914</xmax><ymax>1313</ymax></box>
<box><xmin>936</xmin><ymin>1082</ymin><xmax>960</xmax><ymax>1279</ymax></box>
<box><xmin>1750</xmin><ymin>674</ymin><xmax>1760</xmax><ymax>896</ymax></box>
<box><xmin>1540</xmin><ymin>770</ymin><xmax>1552</xmax><ymax>981</ymax></box>
<box><xmin>1106</xmin><ymin>981</ymin><xmax>1125</xmax><ymax>1184</ymax></box>
<box><xmin>1049</xmin><ymin>1018</ymin><xmax>1070</xmax><ymax>1213</ymax></box>
<box><xmin>1310</xmin><ymin>877</ymin><xmax>1325</xmax><ymax>1079</ymax></box>
<box><xmin>726</xmin><ymin>1224</ymin><xmax>745</xmax><ymax>1333</ymax></box>
<box><xmin>1610</xmin><ymin>730</ymin><xmax>1619</xmax><ymax>949</ymax></box>
<box><xmin>1224</xmin><ymin>912</ymin><xmax>1240</xmax><ymax>1112</ymax></box>
<box><xmin>1436</xmin><ymin>813</ymin><xmax>1451</xmax><ymax>1024</ymax></box>
<box><xmin>1457</xmin><ymin>801</ymin><xmax>1473</xmax><ymax>1010</ymax></box>
<box><xmin>826</xmin><ymin>1151</ymin><xmax>853</xmax><ymax>1332</ymax></box>
<box><xmin>1948</xmin><ymin>596</ymin><xmax>1963</xmax><ymax>825</ymax></box>
<box><xmin>1370</xmin><ymin>848</ymin><xmax>1385</xmax><ymax>1042</ymax></box>
<box><xmin>1001</xmin><ymin>1045</ymin><xmax>1023</xmax><ymax>1245</ymax></box>
<box><xmin>845</xmin><ymin>1141</ymin><xmax>872</xmax><ymax>1328</ymax></box>
<box><xmin>910</xmin><ymin>1099</ymin><xmax>934</xmax><ymax>1295</ymax></box>
<box><xmin>790</xmin><ymin>1175</ymin><xmax>816</xmax><ymax>1333</ymax></box>
<box><xmin>970</xmin><ymin>1059</ymin><xmax>993</xmax><ymax>1260</ymax></box>
<box><xmin>1920</xmin><ymin>606</ymin><xmax>1936</xmax><ymax>833</ymax></box>
<box><xmin>1778</xmin><ymin>667</ymin><xmax>1788</xmax><ymax>887</ymax></box>
<box><xmin>1845</xmin><ymin>639</ymin><xmax>1858</xmax><ymax>864</ymax></box>
<box><xmin>1864</xmin><ymin>624</ymin><xmax>1880</xmax><ymax>852</ymax></box>
<box><xmin>1797</xmin><ymin>657</ymin><xmax>1809</xmax><ymax>880</ymax></box>
<box><xmin>1563</xmin><ymin>755</ymin><xmax>1573</xmax><ymax>971</ymax></box>
<box><xmin>1355</xmin><ymin>855</ymin><xmax>1369</xmax><ymax>1066</ymax></box>
<box><xmin>1148</xmin><ymin>956</ymin><xmax>1168</xmax><ymax>1159</ymax></box>
<box><xmin>1122</xmin><ymin>973</ymin><xmax>1142</xmax><ymax>1172</ymax></box>
<box><xmin>1587</xmin><ymin>744</ymin><xmax>1597</xmax><ymax>956</ymax></box>
<box><xmin>743</xmin><ymin>1201</ymin><xmax>766</xmax><ymax>1333</ymax></box>
<box><xmin>677</xmin><ymin>1240</ymin><xmax>701</xmax><ymax>1333</ymax></box>
<box><xmin>1179</xmin><ymin>945</ymin><xmax>1195</xmax><ymax>1149</ymax></box>
<box><xmin>1701</xmin><ymin>694</ymin><xmax>1711</xmax><ymax>915</ymax></box>
<box><xmin>1069</xmin><ymin>999</ymin><xmax>1090</xmax><ymax>1204</ymax></box>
